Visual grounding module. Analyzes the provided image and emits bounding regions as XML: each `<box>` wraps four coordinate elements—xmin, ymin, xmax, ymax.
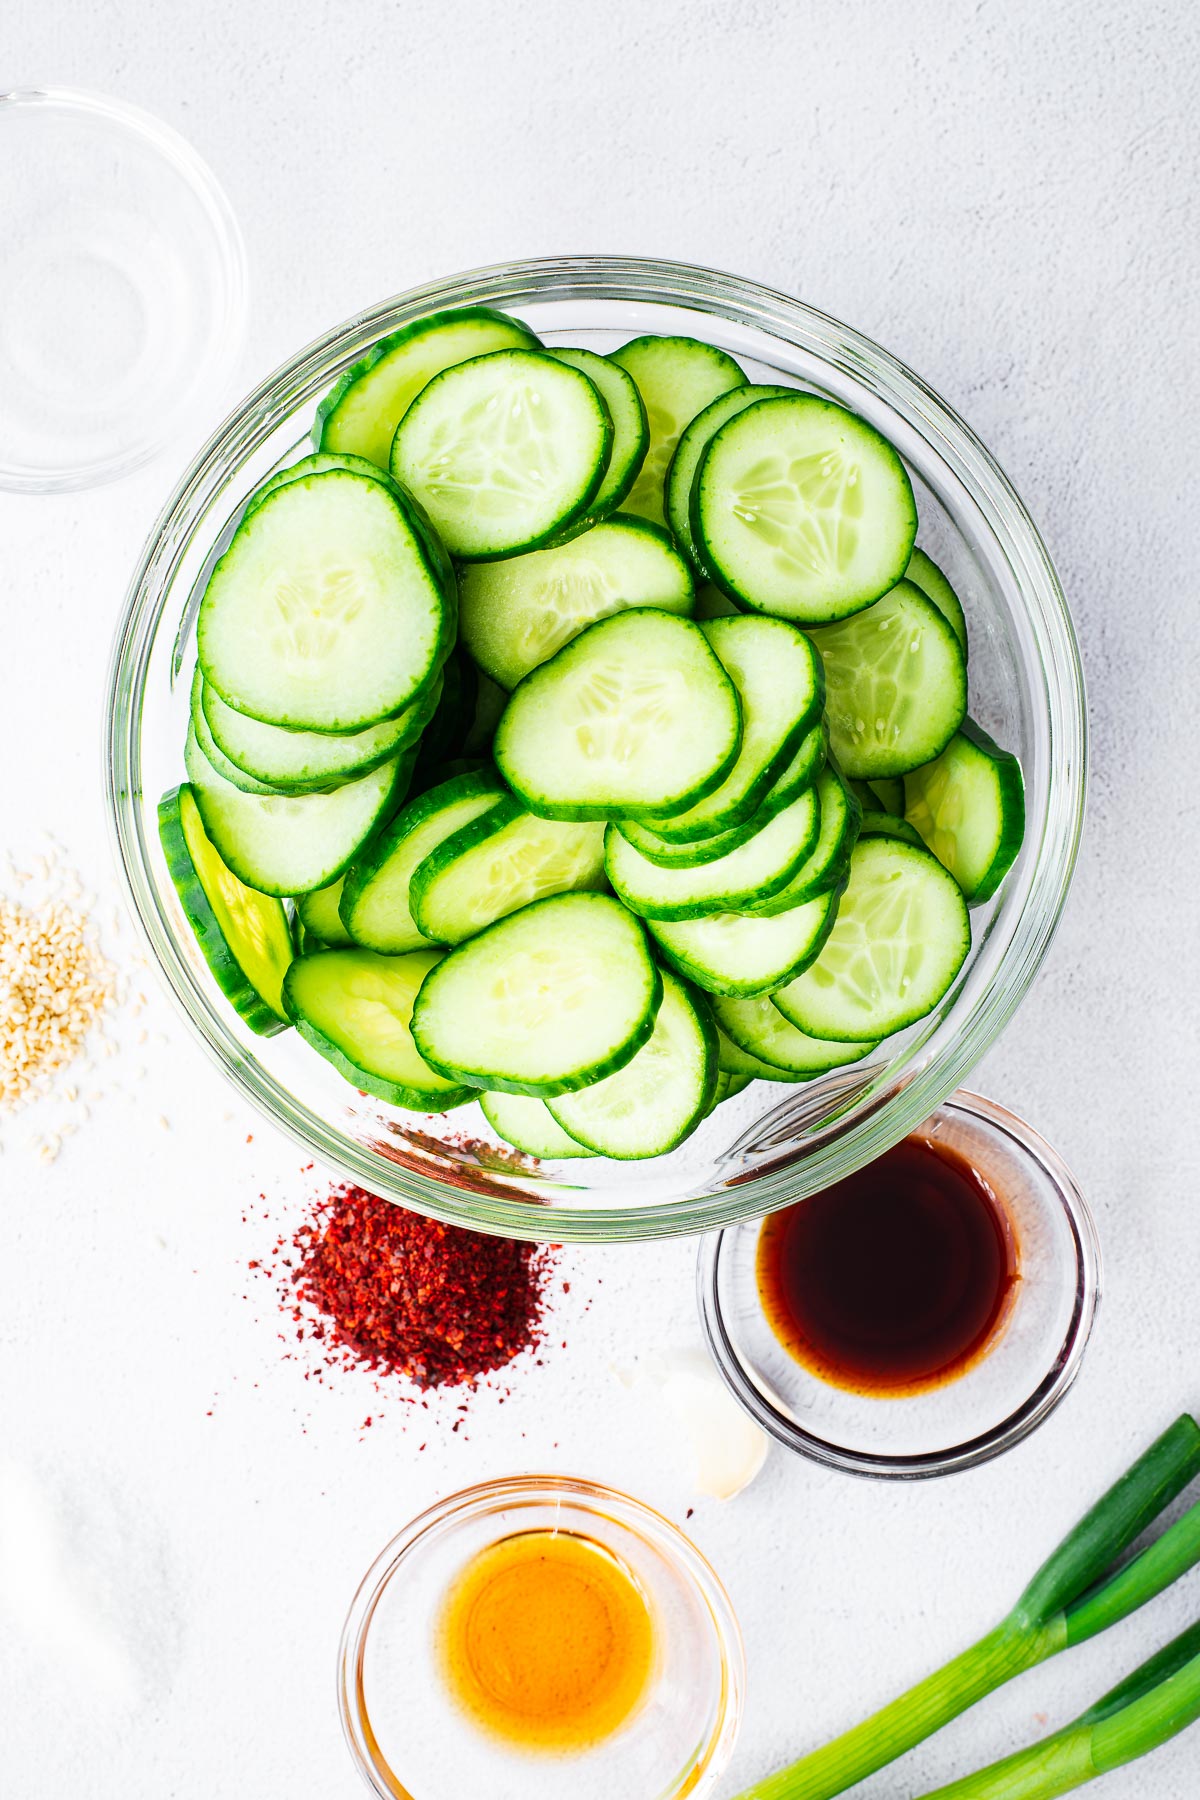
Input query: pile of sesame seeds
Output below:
<box><xmin>0</xmin><ymin>848</ymin><xmax>119</xmax><ymax>1157</ymax></box>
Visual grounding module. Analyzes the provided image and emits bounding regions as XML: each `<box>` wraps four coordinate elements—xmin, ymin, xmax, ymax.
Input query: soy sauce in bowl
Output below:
<box><xmin>756</xmin><ymin>1136</ymin><xmax>1019</xmax><ymax>1398</ymax></box>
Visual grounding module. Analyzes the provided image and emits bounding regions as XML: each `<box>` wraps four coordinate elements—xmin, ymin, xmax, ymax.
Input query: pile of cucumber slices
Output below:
<box><xmin>160</xmin><ymin>303</ymin><xmax>1025</xmax><ymax>1164</ymax></box>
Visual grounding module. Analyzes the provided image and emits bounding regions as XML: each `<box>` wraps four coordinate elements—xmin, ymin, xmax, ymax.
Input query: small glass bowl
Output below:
<box><xmin>338</xmin><ymin>1476</ymin><xmax>745</xmax><ymax>1800</ymax></box>
<box><xmin>0</xmin><ymin>87</ymin><xmax>247</xmax><ymax>492</ymax></box>
<box><xmin>697</xmin><ymin>1091</ymin><xmax>1101</xmax><ymax>1479</ymax></box>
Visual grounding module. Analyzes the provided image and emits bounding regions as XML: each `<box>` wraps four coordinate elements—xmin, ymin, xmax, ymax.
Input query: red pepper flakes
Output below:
<box><xmin>281</xmin><ymin>1185</ymin><xmax>554</xmax><ymax>1390</ymax></box>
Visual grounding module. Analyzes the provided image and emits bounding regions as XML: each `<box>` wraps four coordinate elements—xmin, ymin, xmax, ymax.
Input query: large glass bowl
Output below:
<box><xmin>105</xmin><ymin>256</ymin><xmax>1085</xmax><ymax>1242</ymax></box>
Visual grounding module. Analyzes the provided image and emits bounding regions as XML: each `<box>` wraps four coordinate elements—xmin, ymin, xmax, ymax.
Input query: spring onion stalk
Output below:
<box><xmin>913</xmin><ymin>1620</ymin><xmax>1200</xmax><ymax>1799</ymax></box>
<box><xmin>736</xmin><ymin>1416</ymin><xmax>1200</xmax><ymax>1800</ymax></box>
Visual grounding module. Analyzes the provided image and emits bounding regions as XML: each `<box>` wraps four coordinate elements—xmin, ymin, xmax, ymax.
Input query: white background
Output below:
<box><xmin>4</xmin><ymin>3</ymin><xmax>1200</xmax><ymax>1796</ymax></box>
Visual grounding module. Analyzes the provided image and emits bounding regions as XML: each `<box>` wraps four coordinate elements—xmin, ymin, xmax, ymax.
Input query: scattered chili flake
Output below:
<box><xmin>276</xmin><ymin>1184</ymin><xmax>554</xmax><ymax>1390</ymax></box>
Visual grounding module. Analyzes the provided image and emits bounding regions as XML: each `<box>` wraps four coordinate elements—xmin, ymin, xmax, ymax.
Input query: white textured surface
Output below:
<box><xmin>3</xmin><ymin>4</ymin><xmax>1200</xmax><ymax>1797</ymax></box>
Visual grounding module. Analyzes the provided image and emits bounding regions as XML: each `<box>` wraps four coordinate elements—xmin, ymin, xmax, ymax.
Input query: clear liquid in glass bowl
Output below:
<box><xmin>105</xmin><ymin>257</ymin><xmax>1086</xmax><ymax>1241</ymax></box>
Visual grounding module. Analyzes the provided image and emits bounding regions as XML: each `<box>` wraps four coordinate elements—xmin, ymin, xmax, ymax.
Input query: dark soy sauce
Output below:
<box><xmin>756</xmin><ymin>1136</ymin><xmax>1019</xmax><ymax>1397</ymax></box>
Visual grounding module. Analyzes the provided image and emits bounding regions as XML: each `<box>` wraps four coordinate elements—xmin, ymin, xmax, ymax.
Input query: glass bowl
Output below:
<box><xmin>697</xmin><ymin>1090</ymin><xmax>1102</xmax><ymax>1478</ymax></box>
<box><xmin>105</xmin><ymin>255</ymin><xmax>1086</xmax><ymax>1241</ymax></box>
<box><xmin>0</xmin><ymin>86</ymin><xmax>247</xmax><ymax>493</ymax></box>
<box><xmin>337</xmin><ymin>1476</ymin><xmax>745</xmax><ymax>1800</ymax></box>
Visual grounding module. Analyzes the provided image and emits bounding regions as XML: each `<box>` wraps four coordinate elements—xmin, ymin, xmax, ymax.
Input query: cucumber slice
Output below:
<box><xmin>185</xmin><ymin>725</ymin><xmax>409</xmax><ymax>898</ymax></box>
<box><xmin>158</xmin><ymin>785</ymin><xmax>293</xmax><ymax>1035</ymax></box>
<box><xmin>810</xmin><ymin>579</ymin><xmax>967</xmax><ymax>778</ymax></box>
<box><xmin>903</xmin><ymin>720</ymin><xmax>1025</xmax><ymax>903</ymax></box>
<box><xmin>764</xmin><ymin>722</ymin><xmax>828</xmax><ymax>810</ymax></box>
<box><xmin>198</xmin><ymin>470</ymin><xmax>454</xmax><ymax>732</ymax></box>
<box><xmin>615</xmin><ymin>720</ymin><xmax>826</xmax><ymax>870</ymax></box>
<box><xmin>906</xmin><ymin>546</ymin><xmax>968</xmax><ymax>651</ymax></box>
<box><xmin>747</xmin><ymin>764</ymin><xmax>860</xmax><ymax>914</ymax></box>
<box><xmin>609</xmin><ymin>336</ymin><xmax>747</xmax><ymax>527</ymax></box>
<box><xmin>772</xmin><ymin>836</ymin><xmax>970</xmax><ymax>1041</ymax></box>
<box><xmin>546</xmin><ymin>348</ymin><xmax>649</xmax><ymax>520</ymax></box>
<box><xmin>246</xmin><ymin>451</ymin><xmax>392</xmax><ymax>516</ymax></box>
<box><xmin>665</xmin><ymin>384</ymin><xmax>791</xmax><ymax>569</ymax></box>
<box><xmin>868</xmin><ymin>776</ymin><xmax>906</xmax><ymax>815</ymax></box>
<box><xmin>411</xmin><ymin>892</ymin><xmax>661</xmax><ymax>1097</ymax></box>
<box><xmin>316</xmin><ymin>305</ymin><xmax>539</xmax><ymax>468</ymax></box>
<box><xmin>458</xmin><ymin>516</ymin><xmax>694</xmax><ymax>692</ymax></box>
<box><xmin>481</xmin><ymin>1091</ymin><xmax>595</xmax><ymax>1159</ymax></box>
<box><xmin>712</xmin><ymin>993</ymin><xmax>876</xmax><ymax>1075</ymax></box>
<box><xmin>284</xmin><ymin>947</ymin><xmax>474</xmax><ymax>1109</ymax></box>
<box><xmin>716</xmin><ymin>1026</ymin><xmax>803</xmax><ymax>1083</ymax></box>
<box><xmin>647</xmin><ymin>886</ymin><xmax>842</xmax><ymax>997</ymax></box>
<box><xmin>295</xmin><ymin>878</ymin><xmax>353</xmax><ymax>947</ymax></box>
<box><xmin>412</xmin><ymin>799</ymin><xmax>607</xmax><ymax>944</ymax></box>
<box><xmin>548</xmin><ymin>970</ymin><xmax>717</xmax><ymax>1159</ymax></box>
<box><xmin>189</xmin><ymin>669</ymin><xmax>282</xmax><ymax>795</ymax></box>
<box><xmin>632</xmin><ymin>614</ymin><xmax>823</xmax><ymax>840</ymax></box>
<box><xmin>390</xmin><ymin>350</ymin><xmax>613</xmax><ymax>559</ymax></box>
<box><xmin>860</xmin><ymin>810</ymin><xmax>923</xmax><ymax>846</ymax></box>
<box><xmin>202</xmin><ymin>669</ymin><xmax>441</xmax><ymax>791</ymax></box>
<box><xmin>604</xmin><ymin>786</ymin><xmax>820</xmax><ymax>920</ymax></box>
<box><xmin>722</xmin><ymin>1072</ymin><xmax>753</xmax><ymax>1100</ymax></box>
<box><xmin>494</xmin><ymin>609</ymin><xmax>742</xmax><ymax>821</ymax></box>
<box><xmin>339</xmin><ymin>769</ymin><xmax>507</xmax><ymax>953</ymax></box>
<box><xmin>693</xmin><ymin>394</ymin><xmax>917</xmax><ymax>623</ymax></box>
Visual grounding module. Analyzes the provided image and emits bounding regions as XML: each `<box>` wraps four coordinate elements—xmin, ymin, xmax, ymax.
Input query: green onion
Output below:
<box><xmin>735</xmin><ymin>1415</ymin><xmax>1200</xmax><ymax>1800</ymax></box>
<box><xmin>913</xmin><ymin>1620</ymin><xmax>1200</xmax><ymax>1799</ymax></box>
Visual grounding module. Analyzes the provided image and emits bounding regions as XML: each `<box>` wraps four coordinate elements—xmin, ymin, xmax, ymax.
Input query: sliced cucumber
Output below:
<box><xmin>390</xmin><ymin>350</ymin><xmax>613</xmax><ymax>559</ymax></box>
<box><xmin>693</xmin><ymin>394</ymin><xmax>917</xmax><ymax>622</ymax></box>
<box><xmin>246</xmin><ymin>451</ymin><xmax>392</xmax><ymax>515</ymax></box>
<box><xmin>810</xmin><ymin>579</ymin><xmax>967</xmax><ymax>778</ymax></box>
<box><xmin>716</xmin><ymin>1026</ymin><xmax>804</xmax><ymax>1083</ymax></box>
<box><xmin>860</xmin><ymin>809</ymin><xmax>923</xmax><ymax>846</ymax></box>
<box><xmin>158</xmin><ymin>785</ymin><xmax>293</xmax><ymax>1035</ymax></box>
<box><xmin>202</xmin><ymin>669</ymin><xmax>440</xmax><ymax>791</ymax></box>
<box><xmin>604</xmin><ymin>786</ymin><xmax>820</xmax><ymax>920</ymax></box>
<box><xmin>295</xmin><ymin>878</ymin><xmax>353</xmax><ymax>947</ymax></box>
<box><xmin>609</xmin><ymin>336</ymin><xmax>747</xmax><ymax>527</ymax></box>
<box><xmin>747</xmin><ymin>764</ymin><xmax>860</xmax><ymax>914</ymax></box>
<box><xmin>712</xmin><ymin>993</ymin><xmax>876</xmax><ymax>1075</ymax></box>
<box><xmin>316</xmin><ymin>305</ymin><xmax>539</xmax><ymax>468</ymax></box>
<box><xmin>764</xmin><ymin>721</ymin><xmax>828</xmax><ymax>810</ymax></box>
<box><xmin>494</xmin><ymin>609</ymin><xmax>742</xmax><ymax>821</ymax></box>
<box><xmin>903</xmin><ymin>719</ymin><xmax>1025</xmax><ymax>903</ymax></box>
<box><xmin>868</xmin><ymin>776</ymin><xmax>906</xmax><ymax>815</ymax></box>
<box><xmin>647</xmin><ymin>885</ymin><xmax>842</xmax><ymax>997</ymax></box>
<box><xmin>481</xmin><ymin>1091</ymin><xmax>594</xmax><ymax>1159</ymax></box>
<box><xmin>339</xmin><ymin>768</ymin><xmax>507</xmax><ymax>952</ymax></box>
<box><xmin>632</xmin><ymin>614</ymin><xmax>823</xmax><ymax>840</ymax></box>
<box><xmin>906</xmin><ymin>546</ymin><xmax>968</xmax><ymax>651</ymax></box>
<box><xmin>412</xmin><ymin>800</ymin><xmax>607</xmax><ymax>944</ymax></box>
<box><xmin>189</xmin><ymin>669</ymin><xmax>281</xmax><ymax>796</ymax></box>
<box><xmin>284</xmin><ymin>947</ymin><xmax>474</xmax><ymax>1108</ymax></box>
<box><xmin>198</xmin><ymin>470</ymin><xmax>453</xmax><ymax>732</ymax></box>
<box><xmin>411</xmin><ymin>892</ymin><xmax>661</xmax><ymax>1097</ymax></box>
<box><xmin>548</xmin><ymin>970</ymin><xmax>717</xmax><ymax>1159</ymax></box>
<box><xmin>615</xmin><ymin>720</ymin><xmax>825</xmax><ymax>870</ymax></box>
<box><xmin>665</xmin><ymin>383</ymin><xmax>791</xmax><ymax>569</ymax></box>
<box><xmin>410</xmin><ymin>648</ymin><xmax>473</xmax><ymax>781</ymax></box>
<box><xmin>185</xmin><ymin>725</ymin><xmax>408</xmax><ymax>899</ymax></box>
<box><xmin>772</xmin><ymin>836</ymin><xmax>970</xmax><ymax>1041</ymax></box>
<box><xmin>722</xmin><ymin>1071</ymin><xmax>753</xmax><ymax>1100</ymax></box>
<box><xmin>458</xmin><ymin>515</ymin><xmax>694</xmax><ymax>692</ymax></box>
<box><xmin>546</xmin><ymin>347</ymin><xmax>649</xmax><ymax>520</ymax></box>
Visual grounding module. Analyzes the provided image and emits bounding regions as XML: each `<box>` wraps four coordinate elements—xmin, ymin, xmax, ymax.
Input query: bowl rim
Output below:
<box><xmin>0</xmin><ymin>83</ymin><xmax>249</xmax><ymax>494</ymax></box>
<box><xmin>695</xmin><ymin>1088</ymin><xmax>1103</xmax><ymax>1479</ymax></box>
<box><xmin>105</xmin><ymin>254</ymin><xmax>1087</xmax><ymax>1241</ymax></box>
<box><xmin>336</xmin><ymin>1471</ymin><xmax>746</xmax><ymax>1800</ymax></box>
